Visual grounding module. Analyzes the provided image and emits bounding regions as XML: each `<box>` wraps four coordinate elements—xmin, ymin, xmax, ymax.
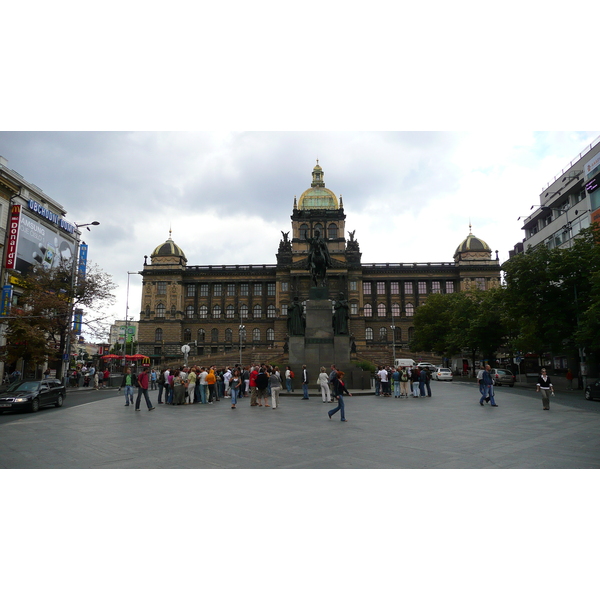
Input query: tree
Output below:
<box><xmin>3</xmin><ymin>260</ymin><xmax>116</xmax><ymax>378</ymax></box>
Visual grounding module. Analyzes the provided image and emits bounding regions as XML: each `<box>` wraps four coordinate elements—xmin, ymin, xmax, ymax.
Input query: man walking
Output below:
<box><xmin>118</xmin><ymin>368</ymin><xmax>137</xmax><ymax>406</ymax></box>
<box><xmin>479</xmin><ymin>365</ymin><xmax>498</xmax><ymax>407</ymax></box>
<box><xmin>135</xmin><ymin>366</ymin><xmax>155</xmax><ymax>411</ymax></box>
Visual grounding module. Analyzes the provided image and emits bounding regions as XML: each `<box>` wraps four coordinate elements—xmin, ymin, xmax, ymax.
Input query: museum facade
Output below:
<box><xmin>136</xmin><ymin>163</ymin><xmax>501</xmax><ymax>365</ymax></box>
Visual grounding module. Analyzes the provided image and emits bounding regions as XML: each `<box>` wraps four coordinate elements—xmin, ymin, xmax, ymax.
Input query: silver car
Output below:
<box><xmin>433</xmin><ymin>368</ymin><xmax>453</xmax><ymax>381</ymax></box>
<box><xmin>490</xmin><ymin>369</ymin><xmax>515</xmax><ymax>387</ymax></box>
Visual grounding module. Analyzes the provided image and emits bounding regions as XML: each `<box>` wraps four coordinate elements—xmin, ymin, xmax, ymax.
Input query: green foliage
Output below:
<box><xmin>352</xmin><ymin>359</ymin><xmax>377</xmax><ymax>373</ymax></box>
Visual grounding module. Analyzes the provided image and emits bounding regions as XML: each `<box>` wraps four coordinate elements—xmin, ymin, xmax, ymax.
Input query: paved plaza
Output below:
<box><xmin>1</xmin><ymin>380</ymin><xmax>600</xmax><ymax>468</ymax></box>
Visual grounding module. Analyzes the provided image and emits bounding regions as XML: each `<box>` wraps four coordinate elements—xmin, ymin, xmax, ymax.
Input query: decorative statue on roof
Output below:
<box><xmin>307</xmin><ymin>229</ymin><xmax>333</xmax><ymax>287</ymax></box>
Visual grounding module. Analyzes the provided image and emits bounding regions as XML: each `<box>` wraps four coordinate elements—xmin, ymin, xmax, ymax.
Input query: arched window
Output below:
<box><xmin>392</xmin><ymin>303</ymin><xmax>400</xmax><ymax>317</ymax></box>
<box><xmin>267</xmin><ymin>304</ymin><xmax>276</xmax><ymax>318</ymax></box>
<box><xmin>267</xmin><ymin>328</ymin><xmax>274</xmax><ymax>342</ymax></box>
<box><xmin>225</xmin><ymin>328</ymin><xmax>233</xmax><ymax>343</ymax></box>
<box><xmin>155</xmin><ymin>328</ymin><xmax>163</xmax><ymax>342</ymax></box>
<box><xmin>364</xmin><ymin>303</ymin><xmax>372</xmax><ymax>317</ymax></box>
<box><xmin>405</xmin><ymin>303</ymin><xmax>414</xmax><ymax>317</ymax></box>
<box><xmin>314</xmin><ymin>223</ymin><xmax>323</xmax><ymax>236</ymax></box>
<box><xmin>365</xmin><ymin>327</ymin><xmax>374</xmax><ymax>341</ymax></box>
<box><xmin>226</xmin><ymin>305</ymin><xmax>235</xmax><ymax>318</ymax></box>
<box><xmin>328</xmin><ymin>223</ymin><xmax>338</xmax><ymax>239</ymax></box>
<box><xmin>145</xmin><ymin>305</ymin><xmax>150</xmax><ymax>317</ymax></box>
<box><xmin>299</xmin><ymin>224</ymin><xmax>309</xmax><ymax>240</ymax></box>
<box><xmin>186</xmin><ymin>305</ymin><xmax>194</xmax><ymax>318</ymax></box>
<box><xmin>379</xmin><ymin>327</ymin><xmax>387</xmax><ymax>342</ymax></box>
<box><xmin>211</xmin><ymin>328</ymin><xmax>219</xmax><ymax>342</ymax></box>
<box><xmin>170</xmin><ymin>305</ymin><xmax>176</xmax><ymax>317</ymax></box>
<box><xmin>199</xmin><ymin>305</ymin><xmax>208</xmax><ymax>319</ymax></box>
<box><xmin>156</xmin><ymin>303</ymin><xmax>165</xmax><ymax>318</ymax></box>
<box><xmin>377</xmin><ymin>303</ymin><xmax>386</xmax><ymax>317</ymax></box>
<box><xmin>393</xmin><ymin>327</ymin><xmax>402</xmax><ymax>342</ymax></box>
<box><xmin>252</xmin><ymin>328</ymin><xmax>261</xmax><ymax>342</ymax></box>
<box><xmin>408</xmin><ymin>327</ymin><xmax>414</xmax><ymax>341</ymax></box>
<box><xmin>253</xmin><ymin>304</ymin><xmax>262</xmax><ymax>318</ymax></box>
<box><xmin>197</xmin><ymin>328</ymin><xmax>205</xmax><ymax>342</ymax></box>
<box><xmin>239</xmin><ymin>304</ymin><xmax>248</xmax><ymax>319</ymax></box>
<box><xmin>183</xmin><ymin>328</ymin><xmax>191</xmax><ymax>342</ymax></box>
<box><xmin>213</xmin><ymin>305</ymin><xmax>221</xmax><ymax>318</ymax></box>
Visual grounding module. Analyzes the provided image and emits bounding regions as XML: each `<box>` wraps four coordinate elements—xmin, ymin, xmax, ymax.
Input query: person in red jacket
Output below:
<box><xmin>249</xmin><ymin>365</ymin><xmax>259</xmax><ymax>407</ymax></box>
<box><xmin>135</xmin><ymin>367</ymin><xmax>155</xmax><ymax>412</ymax></box>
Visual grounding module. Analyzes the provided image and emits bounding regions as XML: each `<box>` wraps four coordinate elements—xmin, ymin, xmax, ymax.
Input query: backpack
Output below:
<box><xmin>290</xmin><ymin>370</ymin><xmax>294</xmax><ymax>379</ymax></box>
<box><xmin>401</xmin><ymin>371</ymin><xmax>408</xmax><ymax>382</ymax></box>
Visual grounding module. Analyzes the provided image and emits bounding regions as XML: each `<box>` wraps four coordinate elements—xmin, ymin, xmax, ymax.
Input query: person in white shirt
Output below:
<box><xmin>378</xmin><ymin>367</ymin><xmax>390</xmax><ymax>397</ymax></box>
<box><xmin>318</xmin><ymin>367</ymin><xmax>332</xmax><ymax>403</ymax></box>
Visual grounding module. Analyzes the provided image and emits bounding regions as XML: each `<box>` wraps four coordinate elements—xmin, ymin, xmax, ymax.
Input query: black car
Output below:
<box><xmin>584</xmin><ymin>379</ymin><xmax>600</xmax><ymax>401</ymax></box>
<box><xmin>0</xmin><ymin>379</ymin><xmax>66</xmax><ymax>413</ymax></box>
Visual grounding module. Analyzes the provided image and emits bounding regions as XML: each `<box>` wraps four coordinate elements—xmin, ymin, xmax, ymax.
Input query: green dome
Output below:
<box><xmin>151</xmin><ymin>236</ymin><xmax>186</xmax><ymax>260</ymax></box>
<box><xmin>297</xmin><ymin>161</ymin><xmax>339</xmax><ymax>210</ymax></box>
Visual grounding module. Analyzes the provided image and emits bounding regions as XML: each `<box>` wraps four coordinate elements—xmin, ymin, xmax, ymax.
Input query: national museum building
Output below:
<box><xmin>136</xmin><ymin>163</ymin><xmax>501</xmax><ymax>365</ymax></box>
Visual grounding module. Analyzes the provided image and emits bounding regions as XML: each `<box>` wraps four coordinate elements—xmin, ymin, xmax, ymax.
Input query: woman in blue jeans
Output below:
<box><xmin>328</xmin><ymin>371</ymin><xmax>352</xmax><ymax>422</ymax></box>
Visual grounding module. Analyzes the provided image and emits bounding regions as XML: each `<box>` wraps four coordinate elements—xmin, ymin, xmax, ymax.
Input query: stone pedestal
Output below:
<box><xmin>288</xmin><ymin>288</ymin><xmax>351</xmax><ymax>381</ymax></box>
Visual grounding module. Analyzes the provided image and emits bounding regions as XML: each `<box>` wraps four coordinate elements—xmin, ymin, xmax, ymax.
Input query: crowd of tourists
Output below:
<box><xmin>373</xmin><ymin>365</ymin><xmax>433</xmax><ymax>398</ymax></box>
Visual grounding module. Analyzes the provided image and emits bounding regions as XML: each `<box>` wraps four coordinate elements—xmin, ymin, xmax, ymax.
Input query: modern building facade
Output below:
<box><xmin>136</xmin><ymin>163</ymin><xmax>501</xmax><ymax>366</ymax></box>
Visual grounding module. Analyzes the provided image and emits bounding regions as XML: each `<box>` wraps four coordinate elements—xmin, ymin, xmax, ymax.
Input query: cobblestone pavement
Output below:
<box><xmin>1</xmin><ymin>381</ymin><xmax>599</xmax><ymax>468</ymax></box>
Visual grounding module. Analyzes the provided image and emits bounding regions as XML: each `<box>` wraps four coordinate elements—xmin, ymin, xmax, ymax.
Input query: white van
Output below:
<box><xmin>394</xmin><ymin>359</ymin><xmax>416</xmax><ymax>368</ymax></box>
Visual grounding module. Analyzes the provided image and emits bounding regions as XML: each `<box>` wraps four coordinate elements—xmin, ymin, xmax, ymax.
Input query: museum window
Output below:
<box><xmin>267</xmin><ymin>283</ymin><xmax>276</xmax><ymax>296</ymax></box>
<box><xmin>154</xmin><ymin>347</ymin><xmax>162</xmax><ymax>356</ymax></box>
<box><xmin>363</xmin><ymin>303</ymin><xmax>372</xmax><ymax>317</ymax></box>
<box><xmin>281</xmin><ymin>281</ymin><xmax>288</xmax><ymax>292</ymax></box>
<box><xmin>156</xmin><ymin>303</ymin><xmax>165</xmax><ymax>318</ymax></box>
<box><xmin>213</xmin><ymin>284</ymin><xmax>222</xmax><ymax>296</ymax></box>
<box><xmin>379</xmin><ymin>327</ymin><xmax>387</xmax><ymax>342</ymax></box>
<box><xmin>226</xmin><ymin>305</ymin><xmax>235</xmax><ymax>318</ymax></box>
<box><xmin>267</xmin><ymin>328</ymin><xmax>274</xmax><ymax>342</ymax></box>
<box><xmin>314</xmin><ymin>223</ymin><xmax>323</xmax><ymax>236</ymax></box>
<box><xmin>170</xmin><ymin>305</ymin><xmax>176</xmax><ymax>317</ymax></box>
<box><xmin>186</xmin><ymin>305</ymin><xmax>194</xmax><ymax>318</ymax></box>
<box><xmin>157</xmin><ymin>282</ymin><xmax>167</xmax><ymax>295</ymax></box>
<box><xmin>404</xmin><ymin>281</ymin><xmax>413</xmax><ymax>295</ymax></box>
<box><xmin>227</xmin><ymin>283</ymin><xmax>235</xmax><ymax>296</ymax></box>
<box><xmin>390</xmin><ymin>282</ymin><xmax>399</xmax><ymax>295</ymax></box>
<box><xmin>267</xmin><ymin>304</ymin><xmax>276</xmax><ymax>318</ymax></box>
<box><xmin>240</xmin><ymin>283</ymin><xmax>249</xmax><ymax>296</ymax></box>
<box><xmin>365</xmin><ymin>327</ymin><xmax>373</xmax><ymax>341</ymax></box>
<box><xmin>281</xmin><ymin>304</ymin><xmax>288</xmax><ymax>316</ymax></box>
<box><xmin>328</xmin><ymin>223</ymin><xmax>338</xmax><ymax>239</ymax></box>
<box><xmin>418</xmin><ymin>281</ymin><xmax>427</xmax><ymax>294</ymax></box>
<box><xmin>199</xmin><ymin>284</ymin><xmax>208</xmax><ymax>297</ymax></box>
<box><xmin>155</xmin><ymin>328</ymin><xmax>163</xmax><ymax>342</ymax></box>
<box><xmin>253</xmin><ymin>304</ymin><xmax>262</xmax><ymax>318</ymax></box>
<box><xmin>211</xmin><ymin>328</ymin><xmax>218</xmax><ymax>342</ymax></box>
<box><xmin>183</xmin><ymin>328</ymin><xmax>191</xmax><ymax>342</ymax></box>
<box><xmin>240</xmin><ymin>304</ymin><xmax>249</xmax><ymax>319</ymax></box>
<box><xmin>377</xmin><ymin>281</ymin><xmax>385</xmax><ymax>295</ymax></box>
<box><xmin>252</xmin><ymin>328</ymin><xmax>261</xmax><ymax>342</ymax></box>
<box><xmin>225</xmin><ymin>328</ymin><xmax>233</xmax><ymax>343</ymax></box>
<box><xmin>145</xmin><ymin>305</ymin><xmax>150</xmax><ymax>317</ymax></box>
<box><xmin>186</xmin><ymin>284</ymin><xmax>195</xmax><ymax>297</ymax></box>
<box><xmin>254</xmin><ymin>283</ymin><xmax>262</xmax><ymax>296</ymax></box>
<box><xmin>213</xmin><ymin>305</ymin><xmax>222</xmax><ymax>318</ymax></box>
<box><xmin>377</xmin><ymin>303</ymin><xmax>386</xmax><ymax>317</ymax></box>
<box><xmin>299</xmin><ymin>224</ymin><xmax>309</xmax><ymax>240</ymax></box>
<box><xmin>392</xmin><ymin>303</ymin><xmax>400</xmax><ymax>317</ymax></box>
<box><xmin>199</xmin><ymin>305</ymin><xmax>208</xmax><ymax>319</ymax></box>
<box><xmin>405</xmin><ymin>303</ymin><xmax>414</xmax><ymax>317</ymax></box>
<box><xmin>363</xmin><ymin>281</ymin><xmax>372</xmax><ymax>295</ymax></box>
<box><xmin>431</xmin><ymin>281</ymin><xmax>441</xmax><ymax>294</ymax></box>
<box><xmin>393</xmin><ymin>327</ymin><xmax>401</xmax><ymax>341</ymax></box>
<box><xmin>408</xmin><ymin>327</ymin><xmax>414</xmax><ymax>341</ymax></box>
<box><xmin>197</xmin><ymin>328</ymin><xmax>206</xmax><ymax>342</ymax></box>
<box><xmin>475</xmin><ymin>278</ymin><xmax>486</xmax><ymax>290</ymax></box>
<box><xmin>350</xmin><ymin>302</ymin><xmax>358</xmax><ymax>315</ymax></box>
<box><xmin>349</xmin><ymin>281</ymin><xmax>357</xmax><ymax>291</ymax></box>
<box><xmin>446</xmin><ymin>281</ymin><xmax>454</xmax><ymax>293</ymax></box>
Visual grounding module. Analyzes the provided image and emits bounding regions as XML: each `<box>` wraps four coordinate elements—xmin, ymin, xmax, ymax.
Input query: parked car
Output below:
<box><xmin>417</xmin><ymin>362</ymin><xmax>437</xmax><ymax>371</ymax></box>
<box><xmin>584</xmin><ymin>379</ymin><xmax>600</xmax><ymax>401</ymax></box>
<box><xmin>0</xmin><ymin>379</ymin><xmax>66</xmax><ymax>413</ymax></box>
<box><xmin>432</xmin><ymin>368</ymin><xmax>453</xmax><ymax>381</ymax></box>
<box><xmin>490</xmin><ymin>369</ymin><xmax>515</xmax><ymax>387</ymax></box>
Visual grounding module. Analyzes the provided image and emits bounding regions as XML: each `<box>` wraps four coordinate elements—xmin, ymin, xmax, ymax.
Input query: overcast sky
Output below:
<box><xmin>1</xmin><ymin>130</ymin><xmax>599</xmax><ymax>341</ymax></box>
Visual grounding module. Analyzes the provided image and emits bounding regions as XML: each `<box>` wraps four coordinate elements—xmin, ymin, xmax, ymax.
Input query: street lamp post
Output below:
<box><xmin>239</xmin><ymin>312</ymin><xmax>245</xmax><ymax>366</ymax></box>
<box><xmin>124</xmin><ymin>271</ymin><xmax>139</xmax><ymax>364</ymax></box>
<box><xmin>391</xmin><ymin>313</ymin><xmax>396</xmax><ymax>366</ymax></box>
<box><xmin>62</xmin><ymin>221</ymin><xmax>99</xmax><ymax>386</ymax></box>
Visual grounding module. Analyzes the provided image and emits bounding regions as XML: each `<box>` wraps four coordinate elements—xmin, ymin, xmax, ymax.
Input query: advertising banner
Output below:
<box><xmin>13</xmin><ymin>212</ymin><xmax>76</xmax><ymax>275</ymax></box>
<box><xmin>73</xmin><ymin>309</ymin><xmax>83</xmax><ymax>335</ymax></box>
<box><xmin>0</xmin><ymin>285</ymin><xmax>13</xmax><ymax>316</ymax></box>
<box><xmin>78</xmin><ymin>243</ymin><xmax>88</xmax><ymax>280</ymax></box>
<box><xmin>5</xmin><ymin>205</ymin><xmax>21</xmax><ymax>269</ymax></box>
